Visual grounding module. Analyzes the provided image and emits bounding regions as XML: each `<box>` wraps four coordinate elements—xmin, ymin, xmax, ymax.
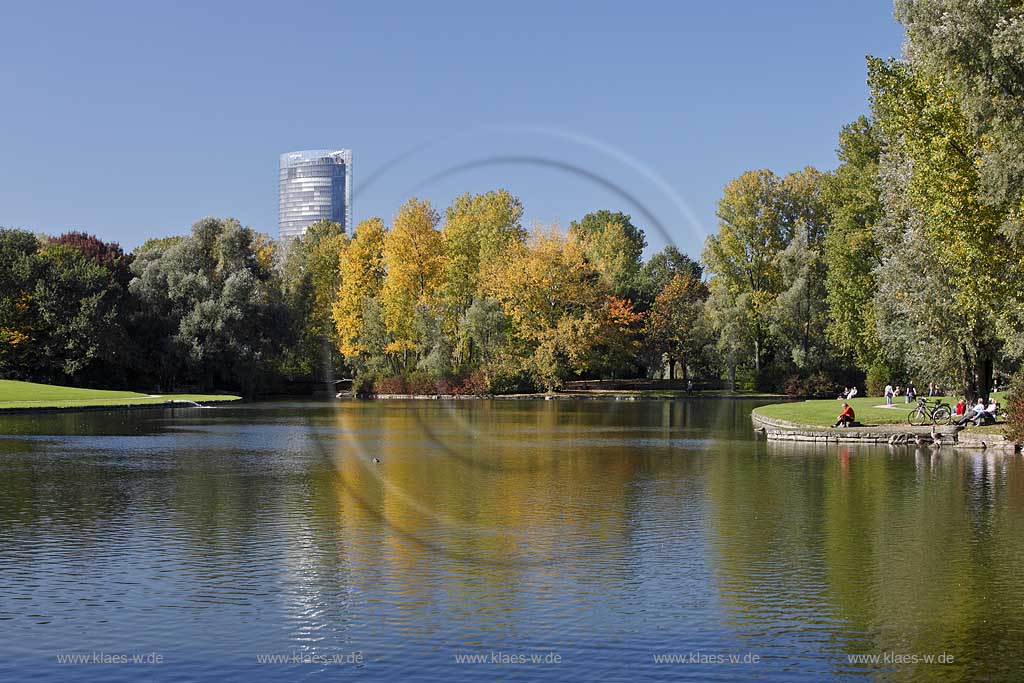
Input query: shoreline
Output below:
<box><xmin>353</xmin><ymin>391</ymin><xmax>789</xmax><ymax>402</ymax></box>
<box><xmin>0</xmin><ymin>397</ymin><xmax>242</xmax><ymax>415</ymax></box>
<box><xmin>751</xmin><ymin>409</ymin><xmax>1019</xmax><ymax>452</ymax></box>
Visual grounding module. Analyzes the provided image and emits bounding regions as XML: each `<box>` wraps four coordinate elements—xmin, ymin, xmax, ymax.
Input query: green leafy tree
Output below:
<box><xmin>280</xmin><ymin>220</ymin><xmax>349</xmax><ymax>378</ymax></box>
<box><xmin>896</xmin><ymin>0</ymin><xmax>1024</xmax><ymax>229</ymax></box>
<box><xmin>869</xmin><ymin>56</ymin><xmax>1010</xmax><ymax>400</ymax></box>
<box><xmin>569</xmin><ymin>210</ymin><xmax>646</xmax><ymax>297</ymax></box>
<box><xmin>129</xmin><ymin>217</ymin><xmax>288</xmax><ymax>395</ymax></box>
<box><xmin>0</xmin><ymin>229</ymin><xmax>42</xmax><ymax>379</ymax></box>
<box><xmin>702</xmin><ymin>170</ymin><xmax>786</xmax><ymax>375</ymax></box>
<box><xmin>822</xmin><ymin>117</ymin><xmax>885</xmax><ymax>369</ymax></box>
<box><xmin>637</xmin><ymin>246</ymin><xmax>702</xmax><ymax>310</ymax></box>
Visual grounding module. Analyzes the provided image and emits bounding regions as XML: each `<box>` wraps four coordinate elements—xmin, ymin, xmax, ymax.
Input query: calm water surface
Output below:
<box><xmin>0</xmin><ymin>399</ymin><xmax>1022</xmax><ymax>682</ymax></box>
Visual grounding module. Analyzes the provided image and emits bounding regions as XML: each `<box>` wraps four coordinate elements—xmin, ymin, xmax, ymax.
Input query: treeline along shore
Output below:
<box><xmin>2</xmin><ymin>2</ymin><xmax>1024</xmax><ymax>437</ymax></box>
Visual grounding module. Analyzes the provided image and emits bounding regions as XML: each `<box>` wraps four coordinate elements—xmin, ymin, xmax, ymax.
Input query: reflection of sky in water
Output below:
<box><xmin>0</xmin><ymin>399</ymin><xmax>1022</xmax><ymax>682</ymax></box>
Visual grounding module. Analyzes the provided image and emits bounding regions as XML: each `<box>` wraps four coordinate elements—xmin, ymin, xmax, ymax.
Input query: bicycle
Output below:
<box><xmin>907</xmin><ymin>397</ymin><xmax>952</xmax><ymax>426</ymax></box>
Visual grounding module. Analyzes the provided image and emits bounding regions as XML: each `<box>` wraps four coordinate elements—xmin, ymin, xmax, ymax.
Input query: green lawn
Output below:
<box><xmin>754</xmin><ymin>393</ymin><xmax>1006</xmax><ymax>428</ymax></box>
<box><xmin>0</xmin><ymin>379</ymin><xmax>240</xmax><ymax>410</ymax></box>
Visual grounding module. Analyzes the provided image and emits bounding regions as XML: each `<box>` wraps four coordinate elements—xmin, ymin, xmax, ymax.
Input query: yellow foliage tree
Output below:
<box><xmin>481</xmin><ymin>225</ymin><xmax>605</xmax><ymax>388</ymax></box>
<box><xmin>333</xmin><ymin>218</ymin><xmax>386</xmax><ymax>360</ymax></box>
<box><xmin>380</xmin><ymin>198</ymin><xmax>444</xmax><ymax>361</ymax></box>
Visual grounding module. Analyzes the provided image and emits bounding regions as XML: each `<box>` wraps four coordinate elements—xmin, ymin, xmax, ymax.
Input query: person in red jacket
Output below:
<box><xmin>832</xmin><ymin>402</ymin><xmax>855</xmax><ymax>428</ymax></box>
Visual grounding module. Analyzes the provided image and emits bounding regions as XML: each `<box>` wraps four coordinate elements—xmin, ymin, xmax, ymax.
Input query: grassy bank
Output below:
<box><xmin>0</xmin><ymin>380</ymin><xmax>240</xmax><ymax>410</ymax></box>
<box><xmin>753</xmin><ymin>393</ymin><xmax>1007</xmax><ymax>428</ymax></box>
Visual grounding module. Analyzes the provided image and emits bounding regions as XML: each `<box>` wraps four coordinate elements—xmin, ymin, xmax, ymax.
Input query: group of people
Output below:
<box><xmin>882</xmin><ymin>382</ymin><xmax>920</xmax><ymax>406</ymax></box>
<box><xmin>837</xmin><ymin>386</ymin><xmax>858</xmax><ymax>400</ymax></box>
<box><xmin>954</xmin><ymin>397</ymin><xmax>1002</xmax><ymax>426</ymax></box>
<box><xmin>830</xmin><ymin>382</ymin><xmax>1003</xmax><ymax>429</ymax></box>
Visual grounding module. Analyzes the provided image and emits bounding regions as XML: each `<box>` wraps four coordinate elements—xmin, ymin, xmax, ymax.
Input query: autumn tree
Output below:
<box><xmin>333</xmin><ymin>218</ymin><xmax>386</xmax><ymax>370</ymax></box>
<box><xmin>380</xmin><ymin>199</ymin><xmax>444</xmax><ymax>369</ymax></box>
<box><xmin>637</xmin><ymin>246</ymin><xmax>702</xmax><ymax>310</ymax></box>
<box><xmin>482</xmin><ymin>225</ymin><xmax>605</xmax><ymax>390</ymax></box>
<box><xmin>440</xmin><ymin>190</ymin><xmax>525</xmax><ymax>365</ymax></box>
<box><xmin>645</xmin><ymin>271</ymin><xmax>709</xmax><ymax>381</ymax></box>
<box><xmin>896</xmin><ymin>0</ymin><xmax>1024</xmax><ymax>230</ymax></box>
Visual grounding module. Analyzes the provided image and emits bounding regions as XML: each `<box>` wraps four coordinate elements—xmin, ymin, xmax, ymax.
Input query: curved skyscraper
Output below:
<box><xmin>278</xmin><ymin>149</ymin><xmax>352</xmax><ymax>240</ymax></box>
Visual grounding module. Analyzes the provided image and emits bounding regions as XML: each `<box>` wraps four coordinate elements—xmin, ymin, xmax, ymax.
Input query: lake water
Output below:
<box><xmin>0</xmin><ymin>399</ymin><xmax>1022</xmax><ymax>682</ymax></box>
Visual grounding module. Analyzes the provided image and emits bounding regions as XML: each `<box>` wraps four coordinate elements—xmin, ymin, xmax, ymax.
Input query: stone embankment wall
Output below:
<box><xmin>749</xmin><ymin>412</ymin><xmax>1019</xmax><ymax>450</ymax></box>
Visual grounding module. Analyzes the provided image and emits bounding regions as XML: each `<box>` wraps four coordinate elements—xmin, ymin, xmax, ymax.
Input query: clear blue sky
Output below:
<box><xmin>0</xmin><ymin>0</ymin><xmax>904</xmax><ymax>257</ymax></box>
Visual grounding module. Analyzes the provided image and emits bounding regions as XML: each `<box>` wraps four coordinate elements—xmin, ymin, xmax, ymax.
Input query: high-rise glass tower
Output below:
<box><xmin>278</xmin><ymin>149</ymin><xmax>352</xmax><ymax>240</ymax></box>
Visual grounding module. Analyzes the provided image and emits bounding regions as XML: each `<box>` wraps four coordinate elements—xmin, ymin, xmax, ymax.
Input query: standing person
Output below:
<box><xmin>884</xmin><ymin>383</ymin><xmax>894</xmax><ymax>406</ymax></box>
<box><xmin>832</xmin><ymin>402</ymin><xmax>856</xmax><ymax>428</ymax></box>
<box><xmin>928</xmin><ymin>382</ymin><xmax>934</xmax><ymax>397</ymax></box>
<box><xmin>906</xmin><ymin>382</ymin><xmax>916</xmax><ymax>404</ymax></box>
<box><xmin>686</xmin><ymin>379</ymin><xmax>693</xmax><ymax>396</ymax></box>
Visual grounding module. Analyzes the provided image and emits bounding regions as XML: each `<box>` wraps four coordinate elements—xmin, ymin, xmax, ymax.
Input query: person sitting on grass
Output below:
<box><xmin>957</xmin><ymin>398</ymin><xmax>986</xmax><ymax>427</ymax></box>
<box><xmin>954</xmin><ymin>398</ymin><xmax>966</xmax><ymax>416</ymax></box>
<box><xmin>832</xmin><ymin>402</ymin><xmax>855</xmax><ymax>428</ymax></box>
<box><xmin>838</xmin><ymin>387</ymin><xmax>849</xmax><ymax>400</ymax></box>
<box><xmin>847</xmin><ymin>386</ymin><xmax>858</xmax><ymax>399</ymax></box>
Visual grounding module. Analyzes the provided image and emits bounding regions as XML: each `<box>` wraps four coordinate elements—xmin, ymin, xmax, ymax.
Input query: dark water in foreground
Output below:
<box><xmin>0</xmin><ymin>399</ymin><xmax>1022</xmax><ymax>682</ymax></box>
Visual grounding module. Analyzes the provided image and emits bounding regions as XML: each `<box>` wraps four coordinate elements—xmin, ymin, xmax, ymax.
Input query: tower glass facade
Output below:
<box><xmin>278</xmin><ymin>149</ymin><xmax>352</xmax><ymax>240</ymax></box>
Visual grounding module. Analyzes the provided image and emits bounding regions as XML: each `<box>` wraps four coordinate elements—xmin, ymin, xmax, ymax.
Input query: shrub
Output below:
<box><xmin>489</xmin><ymin>368</ymin><xmax>540</xmax><ymax>395</ymax></box>
<box><xmin>406</xmin><ymin>371</ymin><xmax>438</xmax><ymax>396</ymax></box>
<box><xmin>866</xmin><ymin>361</ymin><xmax>895</xmax><ymax>397</ymax></box>
<box><xmin>460</xmin><ymin>371</ymin><xmax>489</xmax><ymax>396</ymax></box>
<box><xmin>353</xmin><ymin>374</ymin><xmax>375</xmax><ymax>397</ymax></box>
<box><xmin>754</xmin><ymin>364</ymin><xmax>789</xmax><ymax>393</ymax></box>
<box><xmin>785</xmin><ymin>372</ymin><xmax>838</xmax><ymax>398</ymax></box>
<box><xmin>374</xmin><ymin>375</ymin><xmax>408</xmax><ymax>395</ymax></box>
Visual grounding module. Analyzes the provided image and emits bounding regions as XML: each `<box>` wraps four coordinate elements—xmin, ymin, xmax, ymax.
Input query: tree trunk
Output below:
<box><xmin>976</xmin><ymin>353</ymin><xmax>993</xmax><ymax>403</ymax></box>
<box><xmin>961</xmin><ymin>343</ymin><xmax>977</xmax><ymax>403</ymax></box>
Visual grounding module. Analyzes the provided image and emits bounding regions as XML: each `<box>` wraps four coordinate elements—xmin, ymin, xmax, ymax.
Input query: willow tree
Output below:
<box><xmin>896</xmin><ymin>0</ymin><xmax>1024</xmax><ymax>230</ymax></box>
<box><xmin>869</xmin><ymin>56</ymin><xmax>1010</xmax><ymax>400</ymax></box>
